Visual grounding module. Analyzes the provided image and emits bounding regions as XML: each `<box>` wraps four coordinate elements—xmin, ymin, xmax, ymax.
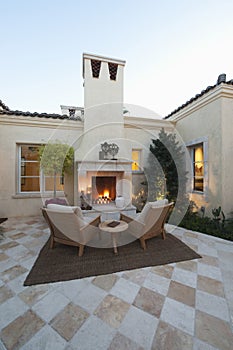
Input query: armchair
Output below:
<box><xmin>120</xmin><ymin>201</ymin><xmax>173</xmax><ymax>250</ymax></box>
<box><xmin>42</xmin><ymin>206</ymin><xmax>101</xmax><ymax>257</ymax></box>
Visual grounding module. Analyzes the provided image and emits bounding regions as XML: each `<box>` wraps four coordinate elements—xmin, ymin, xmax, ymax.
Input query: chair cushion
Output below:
<box><xmin>47</xmin><ymin>204</ymin><xmax>83</xmax><ymax>218</ymax></box>
<box><xmin>45</xmin><ymin>198</ymin><xmax>68</xmax><ymax>206</ymax></box>
<box><xmin>46</xmin><ymin>204</ymin><xmax>88</xmax><ymax>229</ymax></box>
<box><xmin>137</xmin><ymin>202</ymin><xmax>151</xmax><ymax>223</ymax></box>
<box><xmin>137</xmin><ymin>199</ymin><xmax>169</xmax><ymax>223</ymax></box>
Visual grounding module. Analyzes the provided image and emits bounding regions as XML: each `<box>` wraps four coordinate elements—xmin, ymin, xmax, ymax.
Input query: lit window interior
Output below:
<box><xmin>132</xmin><ymin>150</ymin><xmax>140</xmax><ymax>171</ymax></box>
<box><xmin>193</xmin><ymin>145</ymin><xmax>204</xmax><ymax>191</ymax></box>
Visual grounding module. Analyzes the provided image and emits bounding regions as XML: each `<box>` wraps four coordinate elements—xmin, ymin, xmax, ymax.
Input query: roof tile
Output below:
<box><xmin>0</xmin><ymin>109</ymin><xmax>81</xmax><ymax>121</ymax></box>
<box><xmin>164</xmin><ymin>78</ymin><xmax>233</xmax><ymax>119</ymax></box>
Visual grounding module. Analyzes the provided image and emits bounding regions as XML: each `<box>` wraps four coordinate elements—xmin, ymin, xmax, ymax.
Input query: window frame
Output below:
<box><xmin>17</xmin><ymin>143</ymin><xmax>65</xmax><ymax>195</ymax></box>
<box><xmin>132</xmin><ymin>149</ymin><xmax>143</xmax><ymax>173</ymax></box>
<box><xmin>186</xmin><ymin>137</ymin><xmax>208</xmax><ymax>197</ymax></box>
<box><xmin>17</xmin><ymin>144</ymin><xmax>41</xmax><ymax>194</ymax></box>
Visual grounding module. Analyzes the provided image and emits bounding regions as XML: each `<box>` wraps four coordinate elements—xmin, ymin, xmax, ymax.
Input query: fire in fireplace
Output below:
<box><xmin>92</xmin><ymin>176</ymin><xmax>116</xmax><ymax>204</ymax></box>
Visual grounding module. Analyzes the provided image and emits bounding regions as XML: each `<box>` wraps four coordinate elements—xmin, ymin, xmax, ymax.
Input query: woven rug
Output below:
<box><xmin>24</xmin><ymin>234</ymin><xmax>201</xmax><ymax>286</ymax></box>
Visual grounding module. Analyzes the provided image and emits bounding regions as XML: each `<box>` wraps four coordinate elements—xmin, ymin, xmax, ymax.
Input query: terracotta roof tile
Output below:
<box><xmin>0</xmin><ymin>99</ymin><xmax>10</xmax><ymax>111</ymax></box>
<box><xmin>164</xmin><ymin>77</ymin><xmax>233</xmax><ymax>119</ymax></box>
<box><xmin>0</xmin><ymin>109</ymin><xmax>81</xmax><ymax>121</ymax></box>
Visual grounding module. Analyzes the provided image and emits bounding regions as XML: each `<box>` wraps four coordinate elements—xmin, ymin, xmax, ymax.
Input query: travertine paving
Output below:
<box><xmin>0</xmin><ymin>216</ymin><xmax>233</xmax><ymax>349</ymax></box>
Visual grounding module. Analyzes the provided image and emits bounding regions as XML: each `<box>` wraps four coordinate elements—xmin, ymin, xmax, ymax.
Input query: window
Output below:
<box><xmin>19</xmin><ymin>145</ymin><xmax>40</xmax><ymax>192</ymax></box>
<box><xmin>187</xmin><ymin>141</ymin><xmax>207</xmax><ymax>193</ymax></box>
<box><xmin>44</xmin><ymin>175</ymin><xmax>64</xmax><ymax>192</ymax></box>
<box><xmin>187</xmin><ymin>138</ymin><xmax>208</xmax><ymax>197</ymax></box>
<box><xmin>18</xmin><ymin>144</ymin><xmax>64</xmax><ymax>194</ymax></box>
<box><xmin>132</xmin><ymin>149</ymin><xmax>142</xmax><ymax>171</ymax></box>
<box><xmin>193</xmin><ymin>144</ymin><xmax>204</xmax><ymax>191</ymax></box>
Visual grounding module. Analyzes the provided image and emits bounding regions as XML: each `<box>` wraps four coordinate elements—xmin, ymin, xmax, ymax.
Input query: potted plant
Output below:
<box><xmin>39</xmin><ymin>141</ymin><xmax>74</xmax><ymax>199</ymax></box>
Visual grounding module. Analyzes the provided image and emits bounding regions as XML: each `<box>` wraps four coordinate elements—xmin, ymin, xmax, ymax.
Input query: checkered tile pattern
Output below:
<box><xmin>0</xmin><ymin>217</ymin><xmax>233</xmax><ymax>349</ymax></box>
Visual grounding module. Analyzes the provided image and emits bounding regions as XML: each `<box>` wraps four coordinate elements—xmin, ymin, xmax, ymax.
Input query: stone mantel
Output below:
<box><xmin>77</xmin><ymin>160</ymin><xmax>132</xmax><ymax>174</ymax></box>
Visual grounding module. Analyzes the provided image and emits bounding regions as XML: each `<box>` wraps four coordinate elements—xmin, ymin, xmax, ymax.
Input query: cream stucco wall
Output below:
<box><xmin>169</xmin><ymin>84</ymin><xmax>233</xmax><ymax>217</ymax></box>
<box><xmin>0</xmin><ymin>114</ymin><xmax>83</xmax><ymax>217</ymax></box>
<box><xmin>124</xmin><ymin>117</ymin><xmax>174</xmax><ymax>168</ymax></box>
<box><xmin>221</xmin><ymin>92</ymin><xmax>233</xmax><ymax>216</ymax></box>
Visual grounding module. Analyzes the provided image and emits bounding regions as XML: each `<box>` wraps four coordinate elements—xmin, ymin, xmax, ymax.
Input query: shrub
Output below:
<box><xmin>179</xmin><ymin>204</ymin><xmax>233</xmax><ymax>241</ymax></box>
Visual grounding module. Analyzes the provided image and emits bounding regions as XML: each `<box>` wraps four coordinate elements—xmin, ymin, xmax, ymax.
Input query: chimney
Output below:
<box><xmin>79</xmin><ymin>53</ymin><xmax>126</xmax><ymax>160</ymax></box>
<box><xmin>82</xmin><ymin>53</ymin><xmax>126</xmax><ymax>109</ymax></box>
<box><xmin>217</xmin><ymin>73</ymin><xmax>226</xmax><ymax>84</ymax></box>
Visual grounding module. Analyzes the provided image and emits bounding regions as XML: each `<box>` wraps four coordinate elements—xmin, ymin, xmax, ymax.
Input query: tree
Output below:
<box><xmin>145</xmin><ymin>128</ymin><xmax>188</xmax><ymax>204</ymax></box>
<box><xmin>39</xmin><ymin>141</ymin><xmax>74</xmax><ymax>198</ymax></box>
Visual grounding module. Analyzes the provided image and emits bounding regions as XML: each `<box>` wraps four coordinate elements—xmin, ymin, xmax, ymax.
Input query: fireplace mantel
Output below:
<box><xmin>77</xmin><ymin>160</ymin><xmax>132</xmax><ymax>174</ymax></box>
<box><xmin>76</xmin><ymin>160</ymin><xmax>133</xmax><ymax>208</ymax></box>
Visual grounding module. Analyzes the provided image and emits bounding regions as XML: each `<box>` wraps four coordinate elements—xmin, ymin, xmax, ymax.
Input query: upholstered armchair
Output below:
<box><xmin>120</xmin><ymin>200</ymin><xmax>173</xmax><ymax>250</ymax></box>
<box><xmin>42</xmin><ymin>204</ymin><xmax>101</xmax><ymax>257</ymax></box>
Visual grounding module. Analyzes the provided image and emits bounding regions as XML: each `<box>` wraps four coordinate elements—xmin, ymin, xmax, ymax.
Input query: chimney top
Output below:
<box><xmin>82</xmin><ymin>53</ymin><xmax>126</xmax><ymax>79</ymax></box>
<box><xmin>217</xmin><ymin>73</ymin><xmax>226</xmax><ymax>84</ymax></box>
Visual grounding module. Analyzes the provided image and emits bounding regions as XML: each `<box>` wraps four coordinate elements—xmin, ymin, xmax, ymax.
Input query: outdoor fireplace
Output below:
<box><xmin>77</xmin><ymin>160</ymin><xmax>133</xmax><ymax>209</ymax></box>
<box><xmin>92</xmin><ymin>176</ymin><xmax>116</xmax><ymax>204</ymax></box>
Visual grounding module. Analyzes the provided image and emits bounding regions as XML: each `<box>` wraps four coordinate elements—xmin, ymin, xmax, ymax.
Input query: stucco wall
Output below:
<box><xmin>174</xmin><ymin>96</ymin><xmax>223</xmax><ymax>215</ymax></box>
<box><xmin>221</xmin><ymin>96</ymin><xmax>233</xmax><ymax>216</ymax></box>
<box><xmin>0</xmin><ymin>115</ymin><xmax>82</xmax><ymax>217</ymax></box>
<box><xmin>124</xmin><ymin>118</ymin><xmax>174</xmax><ymax>167</ymax></box>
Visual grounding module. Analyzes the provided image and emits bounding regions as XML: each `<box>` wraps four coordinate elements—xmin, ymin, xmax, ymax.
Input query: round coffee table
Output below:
<box><xmin>99</xmin><ymin>220</ymin><xmax>128</xmax><ymax>254</ymax></box>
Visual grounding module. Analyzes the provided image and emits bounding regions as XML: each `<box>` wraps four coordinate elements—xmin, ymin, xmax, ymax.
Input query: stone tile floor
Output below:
<box><xmin>0</xmin><ymin>216</ymin><xmax>233</xmax><ymax>350</ymax></box>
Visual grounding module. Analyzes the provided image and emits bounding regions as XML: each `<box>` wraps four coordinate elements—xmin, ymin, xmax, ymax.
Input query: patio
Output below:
<box><xmin>0</xmin><ymin>216</ymin><xmax>233</xmax><ymax>350</ymax></box>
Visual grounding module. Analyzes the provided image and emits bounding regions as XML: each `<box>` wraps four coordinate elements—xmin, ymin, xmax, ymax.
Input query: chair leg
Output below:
<box><xmin>140</xmin><ymin>238</ymin><xmax>147</xmax><ymax>250</ymax></box>
<box><xmin>78</xmin><ymin>244</ymin><xmax>84</xmax><ymax>257</ymax></box>
<box><xmin>161</xmin><ymin>228</ymin><xmax>166</xmax><ymax>240</ymax></box>
<box><xmin>50</xmin><ymin>236</ymin><xmax>54</xmax><ymax>249</ymax></box>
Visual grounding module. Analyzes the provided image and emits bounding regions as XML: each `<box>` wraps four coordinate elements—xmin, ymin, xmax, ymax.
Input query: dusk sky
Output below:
<box><xmin>1</xmin><ymin>0</ymin><xmax>233</xmax><ymax>118</ymax></box>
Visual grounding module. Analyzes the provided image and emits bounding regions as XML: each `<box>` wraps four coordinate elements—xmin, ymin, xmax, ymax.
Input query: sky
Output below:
<box><xmin>1</xmin><ymin>0</ymin><xmax>233</xmax><ymax>118</ymax></box>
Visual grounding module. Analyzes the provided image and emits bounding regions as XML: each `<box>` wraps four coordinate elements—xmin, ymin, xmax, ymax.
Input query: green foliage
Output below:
<box><xmin>212</xmin><ymin>206</ymin><xmax>222</xmax><ymax>220</ymax></box>
<box><xmin>179</xmin><ymin>204</ymin><xmax>233</xmax><ymax>241</ymax></box>
<box><xmin>145</xmin><ymin>128</ymin><xmax>188</xmax><ymax>203</ymax></box>
<box><xmin>39</xmin><ymin>142</ymin><xmax>74</xmax><ymax>176</ymax></box>
<box><xmin>39</xmin><ymin>141</ymin><xmax>74</xmax><ymax>197</ymax></box>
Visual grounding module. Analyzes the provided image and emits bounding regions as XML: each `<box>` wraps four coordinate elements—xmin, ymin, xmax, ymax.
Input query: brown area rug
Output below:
<box><xmin>24</xmin><ymin>234</ymin><xmax>201</xmax><ymax>286</ymax></box>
